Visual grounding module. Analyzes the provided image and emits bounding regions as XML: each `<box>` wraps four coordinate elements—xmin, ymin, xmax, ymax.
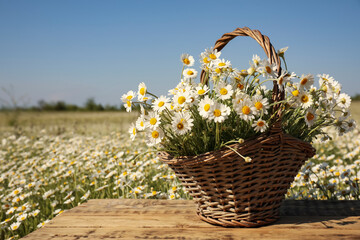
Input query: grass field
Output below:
<box><xmin>0</xmin><ymin>103</ymin><xmax>359</xmax><ymax>239</ymax></box>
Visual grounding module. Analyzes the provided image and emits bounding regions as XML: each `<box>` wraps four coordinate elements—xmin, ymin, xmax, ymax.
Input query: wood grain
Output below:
<box><xmin>22</xmin><ymin>199</ymin><xmax>360</xmax><ymax>240</ymax></box>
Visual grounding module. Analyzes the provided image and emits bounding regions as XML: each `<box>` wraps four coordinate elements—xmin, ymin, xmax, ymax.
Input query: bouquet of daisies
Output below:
<box><xmin>121</xmin><ymin>47</ymin><xmax>356</xmax><ymax>158</ymax></box>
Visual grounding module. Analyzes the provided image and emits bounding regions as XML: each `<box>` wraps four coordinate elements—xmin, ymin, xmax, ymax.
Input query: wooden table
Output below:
<box><xmin>23</xmin><ymin>199</ymin><xmax>360</xmax><ymax>239</ymax></box>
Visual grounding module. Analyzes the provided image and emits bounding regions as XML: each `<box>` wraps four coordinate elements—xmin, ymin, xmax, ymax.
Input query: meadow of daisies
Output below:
<box><xmin>0</xmin><ymin>109</ymin><xmax>359</xmax><ymax>239</ymax></box>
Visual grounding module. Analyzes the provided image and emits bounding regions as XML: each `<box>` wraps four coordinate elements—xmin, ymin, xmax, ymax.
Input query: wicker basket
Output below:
<box><xmin>159</xmin><ymin>27</ymin><xmax>316</xmax><ymax>227</ymax></box>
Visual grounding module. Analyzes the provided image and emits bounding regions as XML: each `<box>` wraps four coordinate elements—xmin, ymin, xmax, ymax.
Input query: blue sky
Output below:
<box><xmin>1</xmin><ymin>0</ymin><xmax>360</xmax><ymax>107</ymax></box>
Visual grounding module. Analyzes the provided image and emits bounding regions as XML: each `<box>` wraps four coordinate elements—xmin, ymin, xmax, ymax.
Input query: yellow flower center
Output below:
<box><xmin>257</xmin><ymin>121</ymin><xmax>265</xmax><ymax>127</ymax></box>
<box><xmin>151</xmin><ymin>130</ymin><xmax>159</xmax><ymax>139</ymax></box>
<box><xmin>322</xmin><ymin>85</ymin><xmax>328</xmax><ymax>93</ymax></box>
<box><xmin>209</xmin><ymin>53</ymin><xmax>217</xmax><ymax>60</ymax></box>
<box><xmin>218</xmin><ymin>62</ymin><xmax>226</xmax><ymax>67</ymax></box>
<box><xmin>140</xmin><ymin>121</ymin><xmax>144</xmax><ymax>127</ymax></box>
<box><xmin>132</xmin><ymin>128</ymin><xmax>136</xmax><ymax>135</ymax></box>
<box><xmin>253</xmin><ymin>59</ymin><xmax>259</xmax><ymax>65</ymax></box>
<box><xmin>14</xmin><ymin>190</ymin><xmax>19</xmax><ymax>195</ymax></box>
<box><xmin>255</xmin><ymin>102</ymin><xmax>263</xmax><ymax>110</ymax></box>
<box><xmin>127</xmin><ymin>101</ymin><xmax>131</xmax><ymax>107</ymax></box>
<box><xmin>242</xmin><ymin>106</ymin><xmax>250</xmax><ymax>115</ymax></box>
<box><xmin>198</xmin><ymin>89</ymin><xmax>205</xmax><ymax>95</ymax></box>
<box><xmin>177</xmin><ymin>96</ymin><xmax>186</xmax><ymax>104</ymax></box>
<box><xmin>292</xmin><ymin>90</ymin><xmax>299</xmax><ymax>96</ymax></box>
<box><xmin>203</xmin><ymin>57</ymin><xmax>210</xmax><ymax>63</ymax></box>
<box><xmin>300</xmin><ymin>78</ymin><xmax>308</xmax><ymax>85</ymax></box>
<box><xmin>204</xmin><ymin>104</ymin><xmax>210</xmax><ymax>112</ymax></box>
<box><xmin>149</xmin><ymin>118</ymin><xmax>157</xmax><ymax>125</ymax></box>
<box><xmin>158</xmin><ymin>101</ymin><xmax>164</xmax><ymax>107</ymax></box>
<box><xmin>341</xmin><ymin>98</ymin><xmax>346</xmax><ymax>104</ymax></box>
<box><xmin>13</xmin><ymin>225</ymin><xmax>18</xmax><ymax>230</ymax></box>
<box><xmin>139</xmin><ymin>88</ymin><xmax>146</xmax><ymax>95</ymax></box>
<box><xmin>306</xmin><ymin>112</ymin><xmax>315</xmax><ymax>121</ymax></box>
<box><xmin>213</xmin><ymin>109</ymin><xmax>221</xmax><ymax>117</ymax></box>
<box><xmin>187</xmin><ymin>70</ymin><xmax>194</xmax><ymax>76</ymax></box>
<box><xmin>126</xmin><ymin>95</ymin><xmax>133</xmax><ymax>100</ymax></box>
<box><xmin>265</xmin><ymin>66</ymin><xmax>272</xmax><ymax>74</ymax></box>
<box><xmin>183</xmin><ymin>58</ymin><xmax>190</xmax><ymax>65</ymax></box>
<box><xmin>301</xmin><ymin>95</ymin><xmax>309</xmax><ymax>103</ymax></box>
<box><xmin>177</xmin><ymin>122</ymin><xmax>184</xmax><ymax>130</ymax></box>
<box><xmin>220</xmin><ymin>88</ymin><xmax>228</xmax><ymax>95</ymax></box>
<box><xmin>215</xmin><ymin>68</ymin><xmax>221</xmax><ymax>74</ymax></box>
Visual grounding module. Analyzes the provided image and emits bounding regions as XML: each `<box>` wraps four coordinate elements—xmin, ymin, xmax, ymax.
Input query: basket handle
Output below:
<box><xmin>200</xmin><ymin>27</ymin><xmax>284</xmax><ymax>125</ymax></box>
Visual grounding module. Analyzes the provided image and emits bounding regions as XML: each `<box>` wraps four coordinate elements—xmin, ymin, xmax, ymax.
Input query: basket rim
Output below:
<box><xmin>158</xmin><ymin>130</ymin><xmax>315</xmax><ymax>166</ymax></box>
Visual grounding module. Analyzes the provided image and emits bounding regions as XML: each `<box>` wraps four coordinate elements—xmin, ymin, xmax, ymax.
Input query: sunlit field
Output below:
<box><xmin>1</xmin><ymin>103</ymin><xmax>360</xmax><ymax>239</ymax></box>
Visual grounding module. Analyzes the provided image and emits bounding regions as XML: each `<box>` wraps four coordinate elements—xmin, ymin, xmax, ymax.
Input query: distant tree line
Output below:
<box><xmin>0</xmin><ymin>98</ymin><xmax>141</xmax><ymax>112</ymax></box>
<box><xmin>352</xmin><ymin>94</ymin><xmax>360</xmax><ymax>101</ymax></box>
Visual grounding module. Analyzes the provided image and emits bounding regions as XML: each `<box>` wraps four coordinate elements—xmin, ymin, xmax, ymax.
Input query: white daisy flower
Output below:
<box><xmin>146</xmin><ymin>128</ymin><xmax>164</xmax><ymax>146</ymax></box>
<box><xmin>180</xmin><ymin>53</ymin><xmax>195</xmax><ymax>66</ymax></box>
<box><xmin>182</xmin><ymin>68</ymin><xmax>198</xmax><ymax>80</ymax></box>
<box><xmin>152</xmin><ymin>95</ymin><xmax>170</xmax><ymax>113</ymax></box>
<box><xmin>337</xmin><ymin>93</ymin><xmax>351</xmax><ymax>109</ymax></box>
<box><xmin>212</xmin><ymin>58</ymin><xmax>231</xmax><ymax>69</ymax></box>
<box><xmin>145</xmin><ymin>111</ymin><xmax>161</xmax><ymax>130</ymax></box>
<box><xmin>347</xmin><ymin>119</ymin><xmax>356</xmax><ymax>132</ymax></box>
<box><xmin>259</xmin><ymin>59</ymin><xmax>277</xmax><ymax>78</ymax></box>
<box><xmin>198</xmin><ymin>96</ymin><xmax>214</xmax><ymax>119</ymax></box>
<box><xmin>305</xmin><ymin>108</ymin><xmax>317</xmax><ymax>128</ymax></box>
<box><xmin>173</xmin><ymin>91</ymin><xmax>192</xmax><ymax>108</ymax></box>
<box><xmin>204</xmin><ymin>47</ymin><xmax>221</xmax><ymax>61</ymax></box>
<box><xmin>31</xmin><ymin>209</ymin><xmax>40</xmax><ymax>217</ymax></box>
<box><xmin>298</xmin><ymin>91</ymin><xmax>313</xmax><ymax>109</ymax></box>
<box><xmin>318</xmin><ymin>74</ymin><xmax>335</xmax><ymax>86</ymax></box>
<box><xmin>252</xmin><ymin>119</ymin><xmax>268</xmax><ymax>132</ymax></box>
<box><xmin>37</xmin><ymin>220</ymin><xmax>50</xmax><ymax>228</ymax></box>
<box><xmin>276</xmin><ymin>70</ymin><xmax>293</xmax><ymax>91</ymax></box>
<box><xmin>236</xmin><ymin>98</ymin><xmax>256</xmax><ymax>121</ymax></box>
<box><xmin>277</xmin><ymin>46</ymin><xmax>288</xmax><ymax>57</ymax></box>
<box><xmin>137</xmin><ymin>82</ymin><xmax>147</xmax><ymax>101</ymax></box>
<box><xmin>252</xmin><ymin>95</ymin><xmax>269</xmax><ymax>116</ymax></box>
<box><xmin>171</xmin><ymin>111</ymin><xmax>194</xmax><ymax>135</ymax></box>
<box><xmin>121</xmin><ymin>90</ymin><xmax>136</xmax><ymax>112</ymax></box>
<box><xmin>215</xmin><ymin>81</ymin><xmax>234</xmax><ymax>100</ymax></box>
<box><xmin>209</xmin><ymin>102</ymin><xmax>231</xmax><ymax>123</ymax></box>
<box><xmin>128</xmin><ymin>123</ymin><xmax>137</xmax><ymax>141</ymax></box>
<box><xmin>299</xmin><ymin>74</ymin><xmax>314</xmax><ymax>90</ymax></box>
<box><xmin>251</xmin><ymin>54</ymin><xmax>261</xmax><ymax>67</ymax></box>
<box><xmin>200</xmin><ymin>51</ymin><xmax>211</xmax><ymax>65</ymax></box>
<box><xmin>232</xmin><ymin>92</ymin><xmax>250</xmax><ymax>111</ymax></box>
<box><xmin>16</xmin><ymin>213</ymin><xmax>27</xmax><ymax>222</ymax></box>
<box><xmin>195</xmin><ymin>84</ymin><xmax>209</xmax><ymax>96</ymax></box>
<box><xmin>136</xmin><ymin>115</ymin><xmax>146</xmax><ymax>131</ymax></box>
<box><xmin>9</xmin><ymin>222</ymin><xmax>21</xmax><ymax>231</ymax></box>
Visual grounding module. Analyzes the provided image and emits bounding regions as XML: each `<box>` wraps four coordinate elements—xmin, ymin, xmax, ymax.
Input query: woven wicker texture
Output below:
<box><xmin>159</xmin><ymin>27</ymin><xmax>316</xmax><ymax>227</ymax></box>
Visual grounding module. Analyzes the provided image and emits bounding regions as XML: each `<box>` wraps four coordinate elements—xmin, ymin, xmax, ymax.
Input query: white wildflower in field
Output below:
<box><xmin>128</xmin><ymin>123</ymin><xmax>137</xmax><ymax>141</ymax></box>
<box><xmin>9</xmin><ymin>222</ymin><xmax>21</xmax><ymax>231</ymax></box>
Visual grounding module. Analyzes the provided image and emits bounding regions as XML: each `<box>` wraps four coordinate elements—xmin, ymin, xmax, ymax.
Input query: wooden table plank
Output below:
<box><xmin>22</xmin><ymin>199</ymin><xmax>360</xmax><ymax>240</ymax></box>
